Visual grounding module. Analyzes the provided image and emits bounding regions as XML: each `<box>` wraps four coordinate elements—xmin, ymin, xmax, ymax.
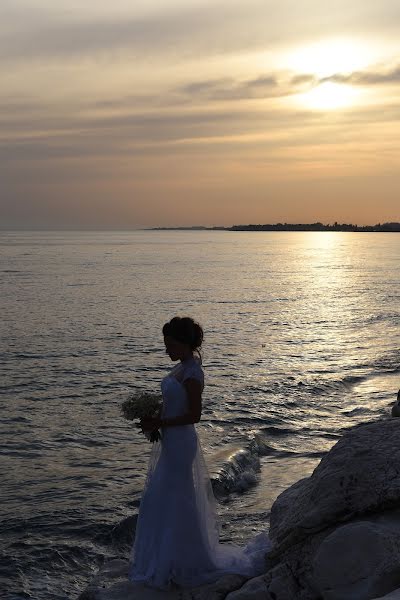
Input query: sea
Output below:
<box><xmin>1</xmin><ymin>230</ymin><xmax>399</xmax><ymax>600</ymax></box>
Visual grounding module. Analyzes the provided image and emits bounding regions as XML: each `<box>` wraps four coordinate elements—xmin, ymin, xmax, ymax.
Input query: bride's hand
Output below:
<box><xmin>139</xmin><ymin>416</ymin><xmax>162</xmax><ymax>432</ymax></box>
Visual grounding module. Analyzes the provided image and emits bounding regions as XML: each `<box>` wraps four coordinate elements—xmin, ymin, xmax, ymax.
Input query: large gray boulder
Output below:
<box><xmin>313</xmin><ymin>516</ymin><xmax>400</xmax><ymax>599</ymax></box>
<box><xmin>269</xmin><ymin>419</ymin><xmax>400</xmax><ymax>553</ymax></box>
<box><xmin>264</xmin><ymin>419</ymin><xmax>400</xmax><ymax>599</ymax></box>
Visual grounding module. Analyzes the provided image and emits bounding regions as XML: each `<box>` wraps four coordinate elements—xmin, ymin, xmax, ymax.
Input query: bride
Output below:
<box><xmin>128</xmin><ymin>316</ymin><xmax>271</xmax><ymax>590</ymax></box>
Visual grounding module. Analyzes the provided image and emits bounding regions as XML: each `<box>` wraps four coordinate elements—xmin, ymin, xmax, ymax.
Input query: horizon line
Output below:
<box><xmin>1</xmin><ymin>220</ymin><xmax>399</xmax><ymax>232</ymax></box>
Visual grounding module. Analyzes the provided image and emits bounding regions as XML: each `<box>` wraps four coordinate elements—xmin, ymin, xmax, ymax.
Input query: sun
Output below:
<box><xmin>280</xmin><ymin>39</ymin><xmax>371</xmax><ymax>110</ymax></box>
<box><xmin>298</xmin><ymin>81</ymin><xmax>361</xmax><ymax>110</ymax></box>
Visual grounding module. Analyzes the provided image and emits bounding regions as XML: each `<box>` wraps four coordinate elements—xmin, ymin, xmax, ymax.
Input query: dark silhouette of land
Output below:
<box><xmin>229</xmin><ymin>222</ymin><xmax>400</xmax><ymax>232</ymax></box>
<box><xmin>149</xmin><ymin>222</ymin><xmax>400</xmax><ymax>232</ymax></box>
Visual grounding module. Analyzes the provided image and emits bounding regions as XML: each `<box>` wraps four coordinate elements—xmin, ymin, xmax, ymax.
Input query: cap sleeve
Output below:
<box><xmin>182</xmin><ymin>361</ymin><xmax>204</xmax><ymax>389</ymax></box>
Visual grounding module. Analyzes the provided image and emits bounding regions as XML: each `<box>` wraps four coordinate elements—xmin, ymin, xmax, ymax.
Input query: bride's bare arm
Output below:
<box><xmin>162</xmin><ymin>378</ymin><xmax>202</xmax><ymax>427</ymax></box>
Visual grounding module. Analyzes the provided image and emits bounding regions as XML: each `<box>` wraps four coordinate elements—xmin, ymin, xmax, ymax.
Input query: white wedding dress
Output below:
<box><xmin>128</xmin><ymin>357</ymin><xmax>271</xmax><ymax>590</ymax></box>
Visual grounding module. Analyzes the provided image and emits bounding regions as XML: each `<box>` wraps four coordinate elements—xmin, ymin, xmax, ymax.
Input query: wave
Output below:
<box><xmin>305</xmin><ymin>374</ymin><xmax>368</xmax><ymax>395</ymax></box>
<box><xmin>242</xmin><ymin>373</ymin><xmax>371</xmax><ymax>400</ymax></box>
<box><xmin>0</xmin><ymin>513</ymin><xmax>117</xmax><ymax>600</ymax></box>
<box><xmin>372</xmin><ymin>349</ymin><xmax>400</xmax><ymax>373</ymax></box>
<box><xmin>261</xmin><ymin>349</ymin><xmax>400</xmax><ymax>400</ymax></box>
<box><xmin>211</xmin><ymin>446</ymin><xmax>261</xmax><ymax>498</ymax></box>
<box><xmin>364</xmin><ymin>313</ymin><xmax>400</xmax><ymax>325</ymax></box>
<box><xmin>285</xmin><ymin>361</ymin><xmax>399</xmax><ymax>397</ymax></box>
<box><xmin>208</xmin><ymin>423</ymin><xmax>308</xmax><ymax>500</ymax></box>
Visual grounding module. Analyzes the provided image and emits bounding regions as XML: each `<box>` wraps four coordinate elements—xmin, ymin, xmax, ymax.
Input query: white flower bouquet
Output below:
<box><xmin>121</xmin><ymin>391</ymin><xmax>162</xmax><ymax>442</ymax></box>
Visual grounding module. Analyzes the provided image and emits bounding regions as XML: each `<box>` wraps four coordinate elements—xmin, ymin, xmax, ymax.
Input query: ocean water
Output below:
<box><xmin>1</xmin><ymin>230</ymin><xmax>399</xmax><ymax>599</ymax></box>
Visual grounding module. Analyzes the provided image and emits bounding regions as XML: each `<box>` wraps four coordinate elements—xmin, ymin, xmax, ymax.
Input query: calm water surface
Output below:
<box><xmin>1</xmin><ymin>230</ymin><xmax>399</xmax><ymax>599</ymax></box>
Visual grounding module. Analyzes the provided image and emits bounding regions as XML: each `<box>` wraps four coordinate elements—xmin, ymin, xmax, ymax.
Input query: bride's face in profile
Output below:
<box><xmin>164</xmin><ymin>335</ymin><xmax>191</xmax><ymax>362</ymax></box>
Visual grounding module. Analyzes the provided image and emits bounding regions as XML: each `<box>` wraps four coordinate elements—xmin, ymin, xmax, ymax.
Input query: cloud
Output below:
<box><xmin>324</xmin><ymin>65</ymin><xmax>400</xmax><ymax>86</ymax></box>
<box><xmin>175</xmin><ymin>72</ymin><xmax>325</xmax><ymax>104</ymax></box>
<box><xmin>178</xmin><ymin>76</ymin><xmax>279</xmax><ymax>101</ymax></box>
<box><xmin>289</xmin><ymin>74</ymin><xmax>318</xmax><ymax>87</ymax></box>
<box><xmin>2</xmin><ymin>63</ymin><xmax>400</xmax><ymax>161</ymax></box>
<box><xmin>0</xmin><ymin>2</ymin><xmax>279</xmax><ymax>63</ymax></box>
<box><xmin>168</xmin><ymin>64</ymin><xmax>400</xmax><ymax>105</ymax></box>
<box><xmin>0</xmin><ymin>106</ymin><xmax>308</xmax><ymax>160</ymax></box>
<box><xmin>2</xmin><ymin>98</ymin><xmax>400</xmax><ymax>172</ymax></box>
<box><xmin>1</xmin><ymin>0</ymin><xmax>400</xmax><ymax>64</ymax></box>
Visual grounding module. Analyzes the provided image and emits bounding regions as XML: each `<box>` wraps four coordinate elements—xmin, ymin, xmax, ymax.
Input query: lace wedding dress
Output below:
<box><xmin>128</xmin><ymin>357</ymin><xmax>271</xmax><ymax>590</ymax></box>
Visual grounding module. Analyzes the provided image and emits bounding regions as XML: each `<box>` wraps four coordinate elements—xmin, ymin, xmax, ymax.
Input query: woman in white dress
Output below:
<box><xmin>128</xmin><ymin>316</ymin><xmax>271</xmax><ymax>590</ymax></box>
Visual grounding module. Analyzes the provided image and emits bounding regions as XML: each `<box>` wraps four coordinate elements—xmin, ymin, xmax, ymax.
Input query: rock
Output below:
<box><xmin>265</xmin><ymin>420</ymin><xmax>400</xmax><ymax>600</ymax></box>
<box><xmin>264</xmin><ymin>563</ymin><xmax>302</xmax><ymax>600</ymax></box>
<box><xmin>269</xmin><ymin>419</ymin><xmax>400</xmax><ymax>553</ymax></box>
<box><xmin>224</xmin><ymin>562</ymin><xmax>302</xmax><ymax>600</ymax></box>
<box><xmin>108</xmin><ymin>515</ymin><xmax>138</xmax><ymax>548</ymax></box>
<box><xmin>79</xmin><ymin>591</ymin><xmax>98</xmax><ymax>600</ymax></box>
<box><xmin>373</xmin><ymin>590</ymin><xmax>400</xmax><ymax>599</ymax></box>
<box><xmin>188</xmin><ymin>573</ymin><xmax>249</xmax><ymax>600</ymax></box>
<box><xmin>79</xmin><ymin>559</ymin><xmax>249</xmax><ymax>600</ymax></box>
<box><xmin>391</xmin><ymin>390</ymin><xmax>400</xmax><ymax>417</ymax></box>
<box><xmin>313</xmin><ymin>519</ymin><xmax>400</xmax><ymax>600</ymax></box>
<box><xmin>391</xmin><ymin>404</ymin><xmax>400</xmax><ymax>417</ymax></box>
<box><xmin>225</xmin><ymin>574</ymin><xmax>273</xmax><ymax>600</ymax></box>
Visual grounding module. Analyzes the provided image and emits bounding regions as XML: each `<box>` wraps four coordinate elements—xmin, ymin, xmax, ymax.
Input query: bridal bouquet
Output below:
<box><xmin>121</xmin><ymin>391</ymin><xmax>162</xmax><ymax>443</ymax></box>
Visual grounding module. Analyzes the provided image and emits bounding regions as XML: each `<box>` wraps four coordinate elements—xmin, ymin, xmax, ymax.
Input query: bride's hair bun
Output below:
<box><xmin>162</xmin><ymin>317</ymin><xmax>204</xmax><ymax>354</ymax></box>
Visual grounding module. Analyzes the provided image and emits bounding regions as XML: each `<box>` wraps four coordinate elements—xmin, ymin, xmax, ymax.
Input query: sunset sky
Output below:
<box><xmin>1</xmin><ymin>0</ymin><xmax>399</xmax><ymax>228</ymax></box>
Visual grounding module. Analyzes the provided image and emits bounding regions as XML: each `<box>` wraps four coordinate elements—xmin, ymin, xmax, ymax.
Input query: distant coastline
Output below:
<box><xmin>149</xmin><ymin>222</ymin><xmax>400</xmax><ymax>232</ymax></box>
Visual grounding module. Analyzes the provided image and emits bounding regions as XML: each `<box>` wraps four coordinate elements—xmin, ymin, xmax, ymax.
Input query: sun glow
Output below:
<box><xmin>280</xmin><ymin>39</ymin><xmax>372</xmax><ymax>110</ymax></box>
<box><xmin>298</xmin><ymin>81</ymin><xmax>360</xmax><ymax>110</ymax></box>
<box><xmin>285</xmin><ymin>39</ymin><xmax>373</xmax><ymax>78</ymax></box>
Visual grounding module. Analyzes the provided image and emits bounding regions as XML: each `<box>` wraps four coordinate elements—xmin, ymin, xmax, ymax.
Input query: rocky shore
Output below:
<box><xmin>79</xmin><ymin>418</ymin><xmax>400</xmax><ymax>600</ymax></box>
